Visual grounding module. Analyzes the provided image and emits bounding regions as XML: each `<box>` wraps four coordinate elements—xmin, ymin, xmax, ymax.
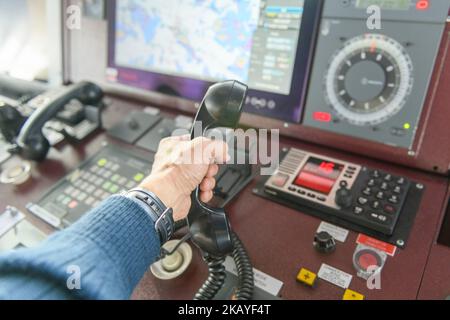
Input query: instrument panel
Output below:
<box><xmin>303</xmin><ymin>0</ymin><xmax>448</xmax><ymax>148</ymax></box>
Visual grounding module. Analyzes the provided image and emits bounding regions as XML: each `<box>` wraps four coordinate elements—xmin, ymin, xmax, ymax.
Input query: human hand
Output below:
<box><xmin>138</xmin><ymin>135</ymin><xmax>229</xmax><ymax>222</ymax></box>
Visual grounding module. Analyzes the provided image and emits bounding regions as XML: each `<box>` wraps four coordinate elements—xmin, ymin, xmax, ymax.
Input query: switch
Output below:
<box><xmin>313</xmin><ymin>231</ymin><xmax>336</xmax><ymax>253</ymax></box>
<box><xmin>296</xmin><ymin>268</ymin><xmax>317</xmax><ymax>287</ymax></box>
<box><xmin>343</xmin><ymin>289</ymin><xmax>364</xmax><ymax>300</ymax></box>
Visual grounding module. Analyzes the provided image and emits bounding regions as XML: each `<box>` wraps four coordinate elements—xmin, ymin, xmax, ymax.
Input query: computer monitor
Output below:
<box><xmin>107</xmin><ymin>0</ymin><xmax>322</xmax><ymax>123</ymax></box>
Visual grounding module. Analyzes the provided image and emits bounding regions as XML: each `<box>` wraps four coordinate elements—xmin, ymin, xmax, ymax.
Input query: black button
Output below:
<box><xmin>367</xmin><ymin>179</ymin><xmax>377</xmax><ymax>187</ymax></box>
<box><xmin>345</xmin><ymin>171</ymin><xmax>354</xmax><ymax>176</ymax></box>
<box><xmin>298</xmin><ymin>190</ymin><xmax>306</xmax><ymax>195</ymax></box>
<box><xmin>369</xmin><ymin>212</ymin><xmax>389</xmax><ymax>224</ymax></box>
<box><xmin>317</xmin><ymin>196</ymin><xmax>326</xmax><ymax>202</ymax></box>
<box><xmin>371</xmin><ymin>201</ymin><xmax>381</xmax><ymax>209</ymax></box>
<box><xmin>307</xmin><ymin>193</ymin><xmax>316</xmax><ymax>199</ymax></box>
<box><xmin>380</xmin><ymin>182</ymin><xmax>389</xmax><ymax>191</ymax></box>
<box><xmin>353</xmin><ymin>206</ymin><xmax>364</xmax><ymax>215</ymax></box>
<box><xmin>383</xmin><ymin>204</ymin><xmax>396</xmax><ymax>214</ymax></box>
<box><xmin>376</xmin><ymin>191</ymin><xmax>385</xmax><ymax>200</ymax></box>
<box><xmin>348</xmin><ymin>166</ymin><xmax>357</xmax><ymax>171</ymax></box>
<box><xmin>393</xmin><ymin>186</ymin><xmax>402</xmax><ymax>194</ymax></box>
<box><xmin>384</xmin><ymin>174</ymin><xmax>392</xmax><ymax>181</ymax></box>
<box><xmin>372</xmin><ymin>170</ymin><xmax>380</xmax><ymax>178</ymax></box>
<box><xmin>344</xmin><ymin>174</ymin><xmax>352</xmax><ymax>178</ymax></box>
<box><xmin>288</xmin><ymin>186</ymin><xmax>296</xmax><ymax>192</ymax></box>
<box><xmin>388</xmin><ymin>195</ymin><xmax>399</xmax><ymax>204</ymax></box>
<box><xmin>362</xmin><ymin>187</ymin><xmax>372</xmax><ymax>196</ymax></box>
<box><xmin>397</xmin><ymin>177</ymin><xmax>405</xmax><ymax>185</ymax></box>
<box><xmin>358</xmin><ymin>197</ymin><xmax>368</xmax><ymax>205</ymax></box>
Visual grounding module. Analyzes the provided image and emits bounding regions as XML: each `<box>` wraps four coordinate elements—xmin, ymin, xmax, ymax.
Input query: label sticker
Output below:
<box><xmin>318</xmin><ymin>263</ymin><xmax>353</xmax><ymax>289</ymax></box>
<box><xmin>224</xmin><ymin>256</ymin><xmax>283</xmax><ymax>296</ymax></box>
<box><xmin>356</xmin><ymin>234</ymin><xmax>397</xmax><ymax>256</ymax></box>
<box><xmin>317</xmin><ymin>221</ymin><xmax>349</xmax><ymax>242</ymax></box>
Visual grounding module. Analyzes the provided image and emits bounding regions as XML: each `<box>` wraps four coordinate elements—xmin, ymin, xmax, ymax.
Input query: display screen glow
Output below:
<box><xmin>294</xmin><ymin>157</ymin><xmax>344</xmax><ymax>195</ymax></box>
<box><xmin>355</xmin><ymin>0</ymin><xmax>411</xmax><ymax>10</ymax></box>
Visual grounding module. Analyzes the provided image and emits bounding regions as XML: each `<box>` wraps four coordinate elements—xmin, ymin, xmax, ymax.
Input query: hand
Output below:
<box><xmin>138</xmin><ymin>135</ymin><xmax>229</xmax><ymax>222</ymax></box>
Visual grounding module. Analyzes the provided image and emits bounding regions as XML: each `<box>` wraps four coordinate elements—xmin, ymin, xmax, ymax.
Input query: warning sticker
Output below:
<box><xmin>356</xmin><ymin>234</ymin><xmax>397</xmax><ymax>256</ymax></box>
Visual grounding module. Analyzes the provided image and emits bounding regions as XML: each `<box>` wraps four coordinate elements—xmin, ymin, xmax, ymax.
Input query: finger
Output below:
<box><xmin>200</xmin><ymin>177</ymin><xmax>216</xmax><ymax>192</ymax></box>
<box><xmin>206</xmin><ymin>164</ymin><xmax>219</xmax><ymax>178</ymax></box>
<box><xmin>203</xmin><ymin>139</ymin><xmax>229</xmax><ymax>164</ymax></box>
<box><xmin>200</xmin><ymin>190</ymin><xmax>214</xmax><ymax>203</ymax></box>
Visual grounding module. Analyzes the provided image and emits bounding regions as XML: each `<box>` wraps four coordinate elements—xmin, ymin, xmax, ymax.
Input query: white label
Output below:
<box><xmin>317</xmin><ymin>221</ymin><xmax>349</xmax><ymax>243</ymax></box>
<box><xmin>224</xmin><ymin>256</ymin><xmax>283</xmax><ymax>296</ymax></box>
<box><xmin>27</xmin><ymin>204</ymin><xmax>61</xmax><ymax>228</ymax></box>
<box><xmin>318</xmin><ymin>263</ymin><xmax>353</xmax><ymax>289</ymax></box>
<box><xmin>0</xmin><ymin>208</ymin><xmax>25</xmax><ymax>237</ymax></box>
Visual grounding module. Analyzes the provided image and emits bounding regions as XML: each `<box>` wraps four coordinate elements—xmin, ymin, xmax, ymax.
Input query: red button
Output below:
<box><xmin>69</xmin><ymin>200</ymin><xmax>78</xmax><ymax>209</ymax></box>
<box><xmin>313</xmin><ymin>112</ymin><xmax>332</xmax><ymax>122</ymax></box>
<box><xmin>416</xmin><ymin>0</ymin><xmax>429</xmax><ymax>10</ymax></box>
<box><xmin>358</xmin><ymin>253</ymin><xmax>379</xmax><ymax>270</ymax></box>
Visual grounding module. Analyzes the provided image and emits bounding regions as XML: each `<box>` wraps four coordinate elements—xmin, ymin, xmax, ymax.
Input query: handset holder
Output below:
<box><xmin>14</xmin><ymin>81</ymin><xmax>103</xmax><ymax>161</ymax></box>
<box><xmin>187</xmin><ymin>81</ymin><xmax>248</xmax><ymax>256</ymax></box>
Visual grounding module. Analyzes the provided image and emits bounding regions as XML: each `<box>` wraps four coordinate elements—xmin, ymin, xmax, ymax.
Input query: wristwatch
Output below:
<box><xmin>123</xmin><ymin>188</ymin><xmax>174</xmax><ymax>244</ymax></box>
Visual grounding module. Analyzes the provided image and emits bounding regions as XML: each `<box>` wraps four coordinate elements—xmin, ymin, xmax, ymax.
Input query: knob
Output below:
<box><xmin>335</xmin><ymin>185</ymin><xmax>353</xmax><ymax>208</ymax></box>
<box><xmin>313</xmin><ymin>231</ymin><xmax>336</xmax><ymax>254</ymax></box>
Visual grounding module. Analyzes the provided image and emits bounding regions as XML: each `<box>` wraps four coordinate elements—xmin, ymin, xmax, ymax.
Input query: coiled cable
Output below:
<box><xmin>194</xmin><ymin>232</ymin><xmax>254</xmax><ymax>300</ymax></box>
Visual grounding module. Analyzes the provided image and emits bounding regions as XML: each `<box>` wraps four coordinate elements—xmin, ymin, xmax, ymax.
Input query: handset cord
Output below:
<box><xmin>194</xmin><ymin>232</ymin><xmax>254</xmax><ymax>300</ymax></box>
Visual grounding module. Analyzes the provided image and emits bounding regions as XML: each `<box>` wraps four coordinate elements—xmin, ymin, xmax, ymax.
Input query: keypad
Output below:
<box><xmin>29</xmin><ymin>146</ymin><xmax>152</xmax><ymax>229</ymax></box>
<box><xmin>351</xmin><ymin>169</ymin><xmax>409</xmax><ymax>229</ymax></box>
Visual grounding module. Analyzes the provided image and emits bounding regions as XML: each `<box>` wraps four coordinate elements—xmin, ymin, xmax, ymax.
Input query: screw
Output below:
<box><xmin>284</xmin><ymin>123</ymin><xmax>289</xmax><ymax>128</ymax></box>
<box><xmin>397</xmin><ymin>239</ymin><xmax>404</xmax><ymax>246</ymax></box>
<box><xmin>416</xmin><ymin>184</ymin><xmax>424</xmax><ymax>190</ymax></box>
<box><xmin>408</xmin><ymin>150</ymin><xmax>415</xmax><ymax>157</ymax></box>
<box><xmin>252</xmin><ymin>188</ymin><xmax>259</xmax><ymax>193</ymax></box>
<box><xmin>282</xmin><ymin>147</ymin><xmax>288</xmax><ymax>153</ymax></box>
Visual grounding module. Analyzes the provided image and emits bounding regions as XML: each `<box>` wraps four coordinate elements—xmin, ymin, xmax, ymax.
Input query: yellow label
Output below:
<box><xmin>296</xmin><ymin>268</ymin><xmax>317</xmax><ymax>287</ymax></box>
<box><xmin>343</xmin><ymin>289</ymin><xmax>365</xmax><ymax>300</ymax></box>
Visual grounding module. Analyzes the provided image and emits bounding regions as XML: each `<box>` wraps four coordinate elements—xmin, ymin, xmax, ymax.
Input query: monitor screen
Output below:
<box><xmin>107</xmin><ymin>0</ymin><xmax>322</xmax><ymax>123</ymax></box>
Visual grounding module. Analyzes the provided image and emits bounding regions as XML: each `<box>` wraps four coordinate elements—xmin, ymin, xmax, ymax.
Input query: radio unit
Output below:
<box><xmin>264</xmin><ymin>148</ymin><xmax>417</xmax><ymax>235</ymax></box>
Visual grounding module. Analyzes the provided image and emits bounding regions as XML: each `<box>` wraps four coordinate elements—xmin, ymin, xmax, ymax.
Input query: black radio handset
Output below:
<box><xmin>14</xmin><ymin>81</ymin><xmax>103</xmax><ymax>161</ymax></box>
<box><xmin>188</xmin><ymin>80</ymin><xmax>248</xmax><ymax>256</ymax></box>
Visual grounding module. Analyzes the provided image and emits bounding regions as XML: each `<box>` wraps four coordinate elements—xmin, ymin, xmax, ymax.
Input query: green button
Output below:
<box><xmin>98</xmin><ymin>159</ymin><xmax>108</xmax><ymax>167</ymax></box>
<box><xmin>109</xmin><ymin>185</ymin><xmax>119</xmax><ymax>194</ymax></box>
<box><xmin>134</xmin><ymin>173</ymin><xmax>145</xmax><ymax>182</ymax></box>
<box><xmin>103</xmin><ymin>181</ymin><xmax>112</xmax><ymax>190</ymax></box>
<box><xmin>111</xmin><ymin>174</ymin><xmax>120</xmax><ymax>182</ymax></box>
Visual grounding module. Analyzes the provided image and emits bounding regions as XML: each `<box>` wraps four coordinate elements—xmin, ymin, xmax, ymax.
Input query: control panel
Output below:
<box><xmin>264</xmin><ymin>148</ymin><xmax>414</xmax><ymax>235</ymax></box>
<box><xmin>303</xmin><ymin>0</ymin><xmax>449</xmax><ymax>148</ymax></box>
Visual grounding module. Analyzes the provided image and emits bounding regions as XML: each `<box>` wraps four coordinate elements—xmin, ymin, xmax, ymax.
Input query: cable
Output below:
<box><xmin>194</xmin><ymin>254</ymin><xmax>227</xmax><ymax>300</ymax></box>
<box><xmin>194</xmin><ymin>232</ymin><xmax>254</xmax><ymax>300</ymax></box>
<box><xmin>231</xmin><ymin>232</ymin><xmax>254</xmax><ymax>300</ymax></box>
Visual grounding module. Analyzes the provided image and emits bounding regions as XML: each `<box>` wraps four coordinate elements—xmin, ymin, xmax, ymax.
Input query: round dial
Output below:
<box><xmin>325</xmin><ymin>34</ymin><xmax>413</xmax><ymax>126</ymax></box>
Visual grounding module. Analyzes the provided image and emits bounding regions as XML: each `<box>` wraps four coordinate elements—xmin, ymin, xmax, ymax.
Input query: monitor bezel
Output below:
<box><xmin>106</xmin><ymin>0</ymin><xmax>323</xmax><ymax>123</ymax></box>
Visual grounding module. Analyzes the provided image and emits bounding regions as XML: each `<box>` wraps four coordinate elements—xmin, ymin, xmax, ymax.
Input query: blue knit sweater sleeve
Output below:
<box><xmin>0</xmin><ymin>195</ymin><xmax>161</xmax><ymax>300</ymax></box>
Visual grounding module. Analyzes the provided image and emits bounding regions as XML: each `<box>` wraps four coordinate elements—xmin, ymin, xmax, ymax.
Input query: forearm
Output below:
<box><xmin>0</xmin><ymin>196</ymin><xmax>161</xmax><ymax>300</ymax></box>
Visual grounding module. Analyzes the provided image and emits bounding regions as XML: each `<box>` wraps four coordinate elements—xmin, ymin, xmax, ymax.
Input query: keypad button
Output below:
<box><xmin>298</xmin><ymin>190</ymin><xmax>306</xmax><ymax>195</ymax></box>
<box><xmin>371</xmin><ymin>170</ymin><xmax>380</xmax><ymax>178</ymax></box>
<box><xmin>72</xmin><ymin>189</ymin><xmax>81</xmax><ymax>198</ymax></box>
<box><xmin>126</xmin><ymin>181</ymin><xmax>136</xmax><ymax>189</ymax></box>
<box><xmin>62</xmin><ymin>197</ymin><xmax>71</xmax><ymax>206</ymax></box>
<box><xmin>367</xmin><ymin>179</ymin><xmax>377</xmax><ymax>187</ymax></box>
<box><xmin>102</xmin><ymin>171</ymin><xmax>112</xmax><ymax>179</ymax></box>
<box><xmin>90</xmin><ymin>166</ymin><xmax>100</xmax><ymax>173</ymax></box>
<box><xmin>85</xmin><ymin>197</ymin><xmax>95</xmax><ymax>206</ymax></box>
<box><xmin>111</xmin><ymin>174</ymin><xmax>120</xmax><ymax>183</ymax></box>
<box><xmin>384</xmin><ymin>174</ymin><xmax>392</xmax><ymax>182</ymax></box>
<box><xmin>397</xmin><ymin>177</ymin><xmax>405</xmax><ymax>185</ymax></box>
<box><xmin>77</xmin><ymin>192</ymin><xmax>87</xmax><ymax>202</ymax></box>
<box><xmin>388</xmin><ymin>195</ymin><xmax>399</xmax><ymax>204</ymax></box>
<box><xmin>68</xmin><ymin>200</ymin><xmax>78</xmax><ymax>209</ymax></box>
<box><xmin>362</xmin><ymin>187</ymin><xmax>372</xmax><ymax>196</ymax></box>
<box><xmin>80</xmin><ymin>182</ymin><xmax>89</xmax><ymax>190</ymax></box>
<box><xmin>94</xmin><ymin>189</ymin><xmax>103</xmax><ymax>198</ymax></box>
<box><xmin>344</xmin><ymin>174</ymin><xmax>352</xmax><ymax>178</ymax></box>
<box><xmin>118</xmin><ymin>177</ymin><xmax>128</xmax><ymax>185</ymax></box>
<box><xmin>288</xmin><ymin>186</ymin><xmax>296</xmax><ymax>192</ymax></box>
<box><xmin>65</xmin><ymin>186</ymin><xmax>75</xmax><ymax>195</ymax></box>
<box><xmin>86</xmin><ymin>185</ymin><xmax>96</xmax><ymax>193</ymax></box>
<box><xmin>348</xmin><ymin>166</ymin><xmax>357</xmax><ymax>171</ymax></box>
<box><xmin>109</xmin><ymin>184</ymin><xmax>120</xmax><ymax>194</ymax></box>
<box><xmin>376</xmin><ymin>191</ymin><xmax>385</xmax><ymax>200</ymax></box>
<box><xmin>111</xmin><ymin>164</ymin><xmax>120</xmax><ymax>172</ymax></box>
<box><xmin>307</xmin><ymin>193</ymin><xmax>316</xmax><ymax>199</ymax></box>
<box><xmin>369</xmin><ymin>212</ymin><xmax>388</xmax><ymax>224</ymax></box>
<box><xmin>317</xmin><ymin>196</ymin><xmax>326</xmax><ymax>202</ymax></box>
<box><xmin>393</xmin><ymin>186</ymin><xmax>402</xmax><ymax>194</ymax></box>
<box><xmin>353</xmin><ymin>206</ymin><xmax>364</xmax><ymax>215</ymax></box>
<box><xmin>103</xmin><ymin>181</ymin><xmax>112</xmax><ymax>190</ymax></box>
<box><xmin>97</xmin><ymin>158</ymin><xmax>108</xmax><ymax>167</ymax></box>
<box><xmin>94</xmin><ymin>178</ymin><xmax>104</xmax><ymax>186</ymax></box>
<box><xmin>358</xmin><ymin>197</ymin><xmax>368</xmax><ymax>205</ymax></box>
<box><xmin>383</xmin><ymin>204</ymin><xmax>396</xmax><ymax>214</ymax></box>
<box><xmin>380</xmin><ymin>182</ymin><xmax>389</xmax><ymax>191</ymax></box>
<box><xmin>88</xmin><ymin>175</ymin><xmax>97</xmax><ymax>183</ymax></box>
<box><xmin>371</xmin><ymin>201</ymin><xmax>380</xmax><ymax>210</ymax></box>
<box><xmin>134</xmin><ymin>173</ymin><xmax>145</xmax><ymax>183</ymax></box>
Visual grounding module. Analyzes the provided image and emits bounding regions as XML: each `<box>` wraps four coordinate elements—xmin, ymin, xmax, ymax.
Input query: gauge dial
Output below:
<box><xmin>325</xmin><ymin>34</ymin><xmax>413</xmax><ymax>126</ymax></box>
